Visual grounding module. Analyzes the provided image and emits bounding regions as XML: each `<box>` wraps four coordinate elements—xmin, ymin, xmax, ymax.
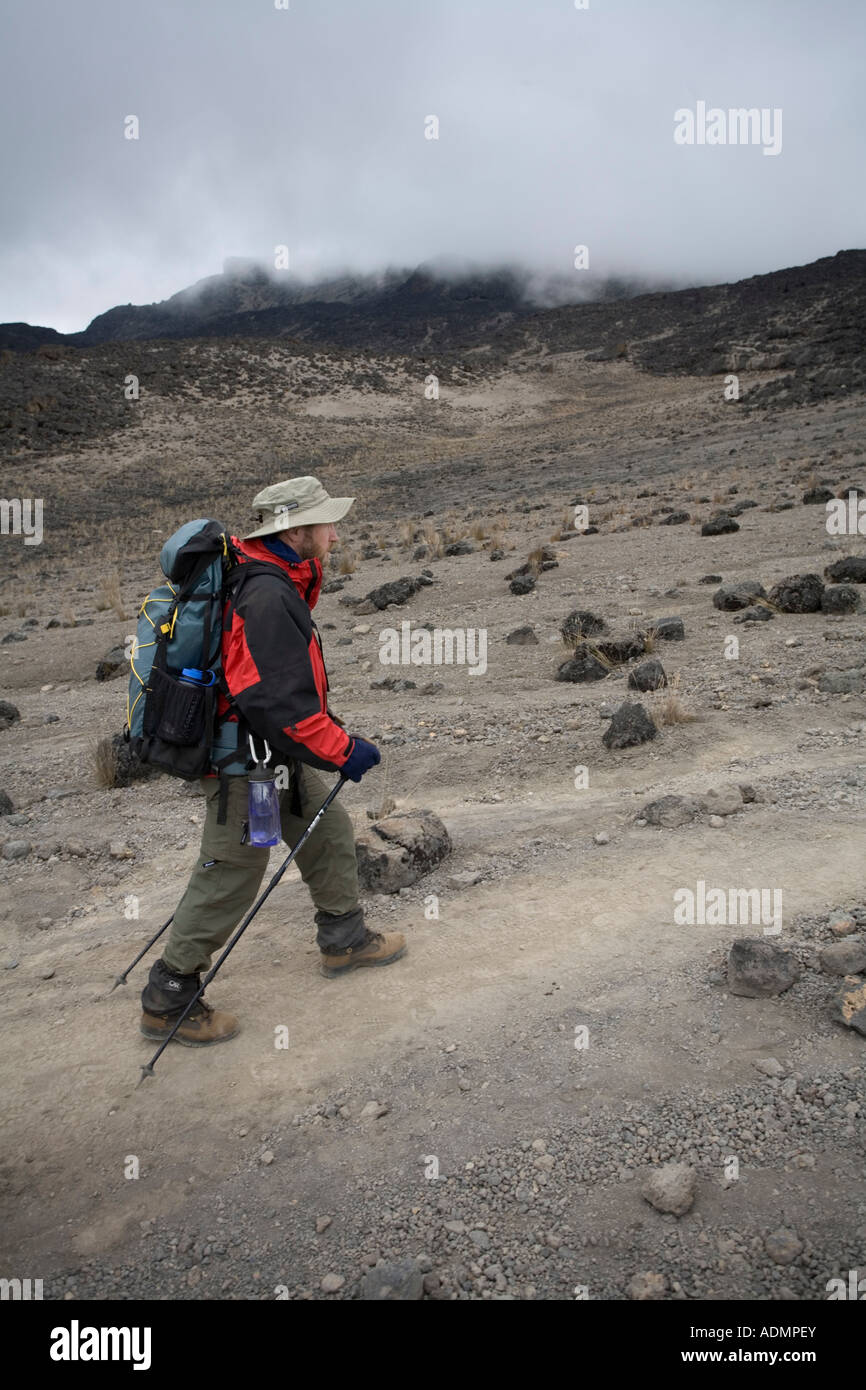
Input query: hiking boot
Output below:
<box><xmin>140</xmin><ymin>957</ymin><xmax>239</xmax><ymax>1047</ymax></box>
<box><xmin>140</xmin><ymin>996</ymin><xmax>240</xmax><ymax>1047</ymax></box>
<box><xmin>320</xmin><ymin>928</ymin><xmax>407</xmax><ymax>978</ymax></box>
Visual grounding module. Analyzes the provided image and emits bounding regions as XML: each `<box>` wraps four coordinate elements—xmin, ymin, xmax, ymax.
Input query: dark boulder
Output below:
<box><xmin>366</xmin><ymin>577</ymin><xmax>421</xmax><ymax>609</ymax></box>
<box><xmin>702</xmin><ymin>513</ymin><xmax>740</xmax><ymax>536</ymax></box>
<box><xmin>824</xmin><ymin>556</ymin><xmax>866</xmax><ymax>584</ymax></box>
<box><xmin>555</xmin><ymin>650</ymin><xmax>608</xmax><ymax>683</ymax></box>
<box><xmin>802</xmin><ymin>486</ymin><xmax>835</xmax><ymax>504</ymax></box>
<box><xmin>713</xmin><ymin>580</ymin><xmax>767</xmax><ymax>611</ymax></box>
<box><xmin>628</xmin><ymin>659</ymin><xmax>667</xmax><ymax>692</ymax></box>
<box><xmin>602</xmin><ymin>701</ymin><xmax>657</xmax><ymax>749</ymax></box>
<box><xmin>561</xmin><ymin>609</ymin><xmax>607</xmax><ymax>642</ymax></box>
<box><xmin>596</xmin><ymin>634</ymin><xmax>646</xmax><ymax>665</ymax></box>
<box><xmin>651</xmin><ymin>616</ymin><xmax>685</xmax><ymax>642</ymax></box>
<box><xmin>505</xmin><ymin>625</ymin><xmax>538</xmax><ymax>645</ymax></box>
<box><xmin>727</xmin><ymin>939</ymin><xmax>801</xmax><ymax>997</ymax></box>
<box><xmin>0</xmin><ymin>700</ymin><xmax>21</xmax><ymax>730</ymax></box>
<box><xmin>95</xmin><ymin>645</ymin><xmax>128</xmax><ymax>681</ymax></box>
<box><xmin>734</xmin><ymin>606</ymin><xmax>773</xmax><ymax>623</ymax></box>
<box><xmin>111</xmin><ymin>733</ymin><xmax>162</xmax><ymax>787</ymax></box>
<box><xmin>821</xmin><ymin>585</ymin><xmax>860</xmax><ymax>614</ymax></box>
<box><xmin>509</xmin><ymin>573</ymin><xmax>536</xmax><ymax>596</ymax></box>
<box><xmin>768</xmin><ymin>573</ymin><xmax>824</xmax><ymax>613</ymax></box>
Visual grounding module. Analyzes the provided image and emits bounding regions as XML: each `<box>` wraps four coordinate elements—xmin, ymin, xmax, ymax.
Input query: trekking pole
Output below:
<box><xmin>137</xmin><ymin>773</ymin><xmax>348</xmax><ymax>1085</ymax></box>
<box><xmin>110</xmin><ymin>914</ymin><xmax>175</xmax><ymax>991</ymax></box>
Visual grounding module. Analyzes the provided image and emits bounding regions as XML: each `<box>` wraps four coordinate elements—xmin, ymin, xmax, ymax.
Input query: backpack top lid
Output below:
<box><xmin>159</xmin><ymin>519</ymin><xmax>230</xmax><ymax>590</ymax></box>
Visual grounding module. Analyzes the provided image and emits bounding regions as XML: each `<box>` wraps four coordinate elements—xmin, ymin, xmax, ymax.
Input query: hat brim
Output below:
<box><xmin>243</xmin><ymin>496</ymin><xmax>354</xmax><ymax>540</ymax></box>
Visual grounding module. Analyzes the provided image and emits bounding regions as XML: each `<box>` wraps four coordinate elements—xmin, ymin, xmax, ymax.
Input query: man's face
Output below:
<box><xmin>290</xmin><ymin>522</ymin><xmax>338</xmax><ymax>562</ymax></box>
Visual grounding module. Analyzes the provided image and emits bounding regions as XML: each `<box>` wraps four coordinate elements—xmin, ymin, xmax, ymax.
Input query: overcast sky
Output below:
<box><xmin>1</xmin><ymin>0</ymin><xmax>863</xmax><ymax>332</ymax></box>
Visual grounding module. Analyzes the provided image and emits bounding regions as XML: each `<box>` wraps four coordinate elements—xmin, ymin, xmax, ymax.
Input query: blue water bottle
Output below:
<box><xmin>180</xmin><ymin>667</ymin><xmax>217</xmax><ymax>689</ymax></box>
<box><xmin>247</xmin><ymin>734</ymin><xmax>281</xmax><ymax>847</ymax></box>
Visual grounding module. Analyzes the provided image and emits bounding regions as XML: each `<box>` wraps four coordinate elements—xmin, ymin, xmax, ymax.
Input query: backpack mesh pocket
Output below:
<box><xmin>144</xmin><ymin>665</ymin><xmax>208</xmax><ymax>746</ymax></box>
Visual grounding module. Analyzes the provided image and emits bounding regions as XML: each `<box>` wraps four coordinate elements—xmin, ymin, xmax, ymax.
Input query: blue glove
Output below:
<box><xmin>340</xmin><ymin>735</ymin><xmax>381</xmax><ymax>782</ymax></box>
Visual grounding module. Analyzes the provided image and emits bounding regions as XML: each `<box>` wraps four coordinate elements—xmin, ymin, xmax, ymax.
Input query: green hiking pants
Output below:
<box><xmin>162</xmin><ymin>765</ymin><xmax>366</xmax><ymax>976</ymax></box>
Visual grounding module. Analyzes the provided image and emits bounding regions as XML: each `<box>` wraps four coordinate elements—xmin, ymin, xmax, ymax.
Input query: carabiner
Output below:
<box><xmin>247</xmin><ymin>733</ymin><xmax>273</xmax><ymax>767</ymax></box>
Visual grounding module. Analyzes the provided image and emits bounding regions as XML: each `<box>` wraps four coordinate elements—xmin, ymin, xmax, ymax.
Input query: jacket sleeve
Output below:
<box><xmin>225</xmin><ymin>575</ymin><xmax>353</xmax><ymax>771</ymax></box>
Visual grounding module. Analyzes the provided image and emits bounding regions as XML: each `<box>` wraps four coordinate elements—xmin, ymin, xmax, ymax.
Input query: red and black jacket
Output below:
<box><xmin>215</xmin><ymin>535</ymin><xmax>354</xmax><ymax>774</ymax></box>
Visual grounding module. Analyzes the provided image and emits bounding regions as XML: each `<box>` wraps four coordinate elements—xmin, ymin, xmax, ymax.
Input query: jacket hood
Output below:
<box><xmin>229</xmin><ymin>534</ymin><xmax>323</xmax><ymax>610</ymax></box>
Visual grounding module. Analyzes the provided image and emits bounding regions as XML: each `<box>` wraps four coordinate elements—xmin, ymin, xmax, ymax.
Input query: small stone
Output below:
<box><xmin>708</xmin><ymin>815</ymin><xmax>725</xmax><ymax>829</ymax></box>
<box><xmin>360</xmin><ymin>1100</ymin><xmax>390</xmax><ymax>1120</ymax></box>
<box><xmin>819</xmin><ymin>937</ymin><xmax>866</xmax><ymax>976</ymax></box>
<box><xmin>260</xmin><ymin>1150</ymin><xmax>275</xmax><ymax>1166</ymax></box>
<box><xmin>640</xmin><ymin>1162</ymin><xmax>696</xmax><ymax>1216</ymax></box>
<box><xmin>593</xmin><ymin>832</ymin><xmax>609</xmax><ymax>845</ymax></box>
<box><xmin>447</xmin><ymin>870</ymin><xmax>483</xmax><ymax>889</ymax></box>
<box><xmin>316</xmin><ymin>1216</ymin><xmax>332</xmax><ymax>1234</ymax></box>
<box><xmin>321</xmin><ymin>1273</ymin><xmax>345</xmax><ymax>1293</ymax></box>
<box><xmin>358</xmin><ymin>1259</ymin><xmax>423</xmax><ymax>1300</ymax></box>
<box><xmin>2</xmin><ymin>840</ymin><xmax>31</xmax><ymax>860</ymax></box>
<box><xmin>764</xmin><ymin>1229</ymin><xmax>802</xmax><ymax>1265</ymax></box>
<box><xmin>831</xmin><ymin>975</ymin><xmax>866</xmax><ymax>1035</ymax></box>
<box><xmin>700</xmin><ymin>784</ymin><xmax>743</xmax><ymax>817</ymax></box>
<box><xmin>627</xmin><ymin>1271</ymin><xmax>668</xmax><ymax>1300</ymax></box>
<box><xmin>639</xmin><ymin>794</ymin><xmax>699</xmax><ymax>828</ymax></box>
<box><xmin>752</xmin><ymin>1057</ymin><xmax>785</xmax><ymax>1078</ymax></box>
<box><xmin>829</xmin><ymin>912</ymin><xmax>858</xmax><ymax>937</ymax></box>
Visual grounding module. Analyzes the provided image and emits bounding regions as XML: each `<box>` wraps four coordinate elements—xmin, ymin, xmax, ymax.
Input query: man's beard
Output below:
<box><xmin>295</xmin><ymin>532</ymin><xmax>328</xmax><ymax>563</ymax></box>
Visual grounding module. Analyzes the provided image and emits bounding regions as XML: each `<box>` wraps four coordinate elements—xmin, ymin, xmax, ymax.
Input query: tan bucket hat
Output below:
<box><xmin>243</xmin><ymin>475</ymin><xmax>354</xmax><ymax>540</ymax></box>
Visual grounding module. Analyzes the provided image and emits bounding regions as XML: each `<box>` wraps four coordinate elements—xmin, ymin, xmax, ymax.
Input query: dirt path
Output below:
<box><xmin>1</xmin><ymin>355</ymin><xmax>864</xmax><ymax>1299</ymax></box>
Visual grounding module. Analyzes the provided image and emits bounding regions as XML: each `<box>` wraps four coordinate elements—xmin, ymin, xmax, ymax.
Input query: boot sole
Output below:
<box><xmin>139</xmin><ymin>1022</ymin><xmax>241</xmax><ymax>1047</ymax></box>
<box><xmin>320</xmin><ymin>945</ymin><xmax>407</xmax><ymax>979</ymax></box>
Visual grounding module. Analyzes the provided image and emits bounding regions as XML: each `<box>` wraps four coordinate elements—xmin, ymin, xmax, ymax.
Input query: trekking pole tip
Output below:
<box><xmin>110</xmin><ymin>974</ymin><xmax>127</xmax><ymax>992</ymax></box>
<box><xmin>137</xmin><ymin>1063</ymin><xmax>156</xmax><ymax>1088</ymax></box>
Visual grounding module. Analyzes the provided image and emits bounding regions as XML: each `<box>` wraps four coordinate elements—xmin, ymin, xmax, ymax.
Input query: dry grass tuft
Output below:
<box><xmin>422</xmin><ymin>521</ymin><xmax>445</xmax><ymax>558</ymax></box>
<box><xmin>650</xmin><ymin>672</ymin><xmax>698</xmax><ymax>728</ymax></box>
<box><xmin>90</xmin><ymin>736</ymin><xmax>118</xmax><ymax>788</ymax></box>
<box><xmin>338</xmin><ymin>547</ymin><xmax>357</xmax><ymax>575</ymax></box>
<box><xmin>96</xmin><ymin>570</ymin><xmax>127</xmax><ymax>619</ymax></box>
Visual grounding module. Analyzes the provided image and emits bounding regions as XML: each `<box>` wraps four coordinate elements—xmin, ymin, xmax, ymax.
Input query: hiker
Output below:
<box><xmin>139</xmin><ymin>475</ymin><xmax>407</xmax><ymax>1047</ymax></box>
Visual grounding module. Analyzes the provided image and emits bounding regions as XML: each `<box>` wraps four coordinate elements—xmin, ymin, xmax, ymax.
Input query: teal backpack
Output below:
<box><xmin>124</xmin><ymin>518</ymin><xmax>293</xmax><ymax>790</ymax></box>
<box><xmin>124</xmin><ymin>519</ymin><xmax>237</xmax><ymax>780</ymax></box>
